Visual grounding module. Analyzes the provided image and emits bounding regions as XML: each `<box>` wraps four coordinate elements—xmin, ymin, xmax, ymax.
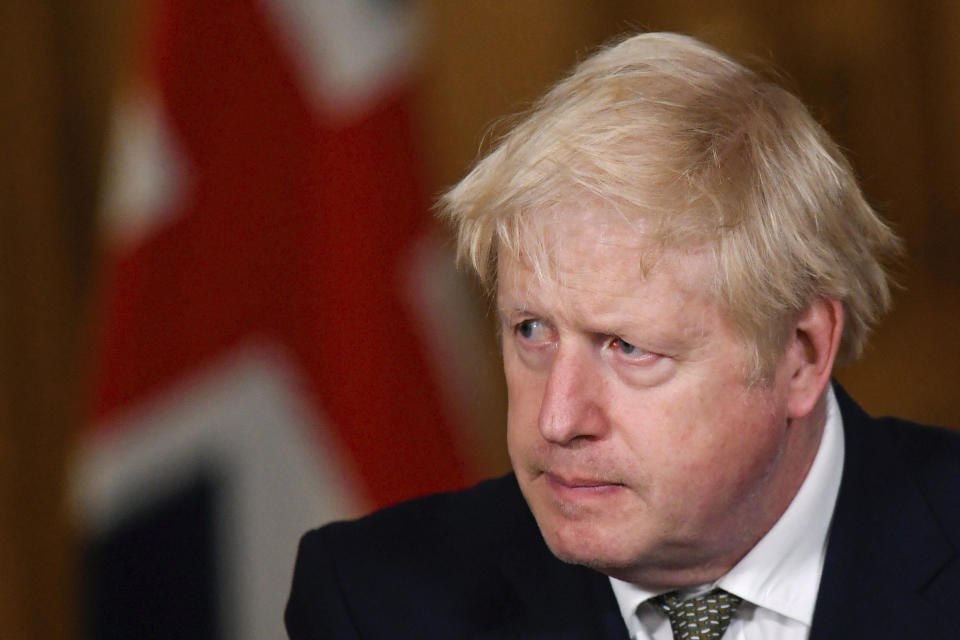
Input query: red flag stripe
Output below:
<box><xmin>90</xmin><ymin>0</ymin><xmax>478</xmax><ymax>508</ymax></box>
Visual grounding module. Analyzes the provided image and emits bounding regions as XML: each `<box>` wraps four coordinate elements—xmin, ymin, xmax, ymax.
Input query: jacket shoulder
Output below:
<box><xmin>880</xmin><ymin>416</ymin><xmax>960</xmax><ymax>524</ymax></box>
<box><xmin>318</xmin><ymin>473</ymin><xmax>527</xmax><ymax>557</ymax></box>
<box><xmin>837</xmin><ymin>385</ymin><xmax>960</xmax><ymax>507</ymax></box>
<box><xmin>286</xmin><ymin>475</ymin><xmax>530</xmax><ymax>638</ymax></box>
<box><xmin>806</xmin><ymin>389</ymin><xmax>960</xmax><ymax>638</ymax></box>
<box><xmin>839</xmin><ymin>386</ymin><xmax>960</xmax><ymax>541</ymax></box>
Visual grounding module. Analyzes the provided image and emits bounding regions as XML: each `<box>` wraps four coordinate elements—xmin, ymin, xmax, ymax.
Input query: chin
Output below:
<box><xmin>520</xmin><ymin>478</ymin><xmax>642</xmax><ymax>568</ymax></box>
<box><xmin>534</xmin><ymin>508</ymin><xmax>645</xmax><ymax>573</ymax></box>
<box><xmin>544</xmin><ymin>534</ymin><xmax>647</xmax><ymax>578</ymax></box>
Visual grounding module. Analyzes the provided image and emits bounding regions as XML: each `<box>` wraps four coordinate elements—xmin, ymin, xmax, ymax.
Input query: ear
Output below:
<box><xmin>785</xmin><ymin>297</ymin><xmax>844</xmax><ymax>420</ymax></box>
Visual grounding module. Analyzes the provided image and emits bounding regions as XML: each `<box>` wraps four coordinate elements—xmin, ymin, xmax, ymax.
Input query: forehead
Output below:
<box><xmin>498</xmin><ymin>201</ymin><xmax>716</xmax><ymax>308</ymax></box>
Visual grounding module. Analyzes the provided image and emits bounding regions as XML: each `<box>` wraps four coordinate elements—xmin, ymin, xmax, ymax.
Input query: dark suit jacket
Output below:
<box><xmin>285</xmin><ymin>387</ymin><xmax>960</xmax><ymax>638</ymax></box>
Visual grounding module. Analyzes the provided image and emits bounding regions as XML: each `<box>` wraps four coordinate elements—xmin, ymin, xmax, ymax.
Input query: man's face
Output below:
<box><xmin>499</xmin><ymin>206</ymin><xmax>814</xmax><ymax>588</ymax></box>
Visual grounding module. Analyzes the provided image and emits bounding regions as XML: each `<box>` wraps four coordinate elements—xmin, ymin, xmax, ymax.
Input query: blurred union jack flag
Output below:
<box><xmin>75</xmin><ymin>1</ymin><xmax>492</xmax><ymax>637</ymax></box>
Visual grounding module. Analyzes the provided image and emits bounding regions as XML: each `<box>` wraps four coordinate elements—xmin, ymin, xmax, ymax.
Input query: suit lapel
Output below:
<box><xmin>474</xmin><ymin>497</ymin><xmax>628</xmax><ymax>640</ymax></box>
<box><xmin>810</xmin><ymin>386</ymin><xmax>960</xmax><ymax>639</ymax></box>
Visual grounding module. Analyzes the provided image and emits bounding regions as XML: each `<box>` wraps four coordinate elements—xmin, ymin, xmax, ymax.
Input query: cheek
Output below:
<box><xmin>623</xmin><ymin>385</ymin><xmax>781</xmax><ymax>488</ymax></box>
<box><xmin>504</xmin><ymin>360</ymin><xmax>546</xmax><ymax>446</ymax></box>
<box><xmin>682</xmin><ymin>401</ymin><xmax>787</xmax><ymax>498</ymax></box>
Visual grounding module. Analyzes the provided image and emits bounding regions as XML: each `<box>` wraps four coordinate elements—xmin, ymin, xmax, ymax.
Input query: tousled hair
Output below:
<box><xmin>437</xmin><ymin>32</ymin><xmax>901</xmax><ymax>380</ymax></box>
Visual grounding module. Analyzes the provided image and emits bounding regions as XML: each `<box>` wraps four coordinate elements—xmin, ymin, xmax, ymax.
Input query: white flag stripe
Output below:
<box><xmin>74</xmin><ymin>343</ymin><xmax>368</xmax><ymax>640</ymax></box>
<box><xmin>100</xmin><ymin>86</ymin><xmax>190</xmax><ymax>246</ymax></box>
<box><xmin>261</xmin><ymin>0</ymin><xmax>420</xmax><ymax>117</ymax></box>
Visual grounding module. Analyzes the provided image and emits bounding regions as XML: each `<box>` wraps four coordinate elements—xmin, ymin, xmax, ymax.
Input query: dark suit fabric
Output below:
<box><xmin>285</xmin><ymin>387</ymin><xmax>960</xmax><ymax>639</ymax></box>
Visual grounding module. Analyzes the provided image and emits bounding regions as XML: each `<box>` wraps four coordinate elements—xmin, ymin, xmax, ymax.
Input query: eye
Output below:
<box><xmin>607</xmin><ymin>336</ymin><xmax>675</xmax><ymax>387</ymax></box>
<box><xmin>611</xmin><ymin>337</ymin><xmax>651</xmax><ymax>360</ymax></box>
<box><xmin>515</xmin><ymin>319</ymin><xmax>550</xmax><ymax>342</ymax></box>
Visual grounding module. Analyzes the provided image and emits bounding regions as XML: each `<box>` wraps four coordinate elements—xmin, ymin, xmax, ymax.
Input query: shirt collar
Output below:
<box><xmin>609</xmin><ymin>385</ymin><xmax>845</xmax><ymax>629</ymax></box>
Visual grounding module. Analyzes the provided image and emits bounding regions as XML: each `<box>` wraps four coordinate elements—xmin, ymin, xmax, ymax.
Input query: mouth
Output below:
<box><xmin>543</xmin><ymin>472</ymin><xmax>624</xmax><ymax>493</ymax></box>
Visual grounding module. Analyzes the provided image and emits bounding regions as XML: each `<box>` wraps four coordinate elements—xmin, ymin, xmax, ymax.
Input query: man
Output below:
<box><xmin>285</xmin><ymin>32</ymin><xmax>960</xmax><ymax>639</ymax></box>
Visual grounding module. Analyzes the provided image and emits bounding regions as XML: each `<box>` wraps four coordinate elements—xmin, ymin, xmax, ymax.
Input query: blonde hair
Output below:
<box><xmin>437</xmin><ymin>32</ymin><xmax>901</xmax><ymax>380</ymax></box>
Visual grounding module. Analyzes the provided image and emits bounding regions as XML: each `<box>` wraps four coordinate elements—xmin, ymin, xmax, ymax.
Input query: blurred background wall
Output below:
<box><xmin>1</xmin><ymin>1</ymin><xmax>958</xmax><ymax>637</ymax></box>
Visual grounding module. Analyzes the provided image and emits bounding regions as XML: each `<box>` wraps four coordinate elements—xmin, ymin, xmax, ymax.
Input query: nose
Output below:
<box><xmin>537</xmin><ymin>345</ymin><xmax>608</xmax><ymax>445</ymax></box>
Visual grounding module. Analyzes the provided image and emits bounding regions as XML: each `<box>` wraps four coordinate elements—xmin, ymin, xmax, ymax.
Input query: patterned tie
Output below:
<box><xmin>651</xmin><ymin>588</ymin><xmax>743</xmax><ymax>640</ymax></box>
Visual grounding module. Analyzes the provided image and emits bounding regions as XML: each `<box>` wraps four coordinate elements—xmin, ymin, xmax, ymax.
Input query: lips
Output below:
<box><xmin>544</xmin><ymin>472</ymin><xmax>623</xmax><ymax>491</ymax></box>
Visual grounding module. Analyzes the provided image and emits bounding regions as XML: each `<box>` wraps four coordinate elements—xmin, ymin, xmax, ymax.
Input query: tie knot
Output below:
<box><xmin>651</xmin><ymin>588</ymin><xmax>743</xmax><ymax>640</ymax></box>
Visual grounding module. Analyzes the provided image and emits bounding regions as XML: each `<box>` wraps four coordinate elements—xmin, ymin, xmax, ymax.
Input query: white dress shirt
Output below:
<box><xmin>610</xmin><ymin>386</ymin><xmax>845</xmax><ymax>640</ymax></box>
